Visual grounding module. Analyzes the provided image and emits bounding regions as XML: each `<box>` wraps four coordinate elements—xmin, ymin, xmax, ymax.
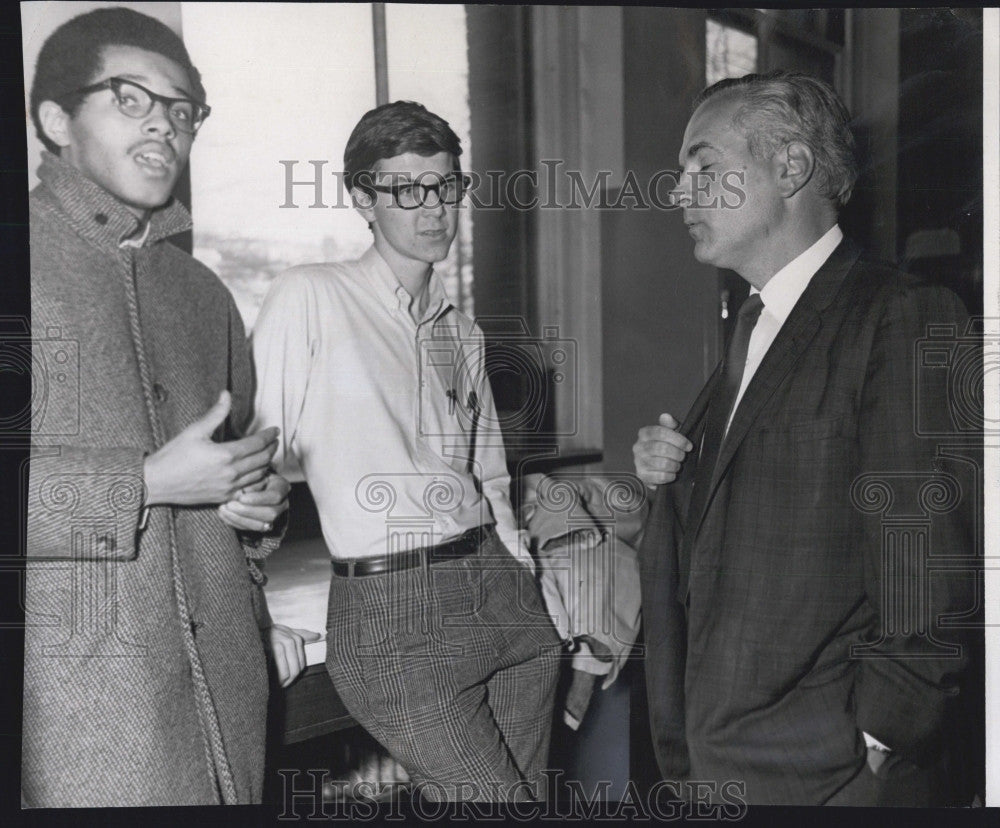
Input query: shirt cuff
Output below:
<box><xmin>863</xmin><ymin>732</ymin><xmax>892</xmax><ymax>752</ymax></box>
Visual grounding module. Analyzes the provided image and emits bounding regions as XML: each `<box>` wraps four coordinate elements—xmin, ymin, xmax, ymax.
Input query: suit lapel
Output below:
<box><xmin>710</xmin><ymin>308</ymin><xmax>821</xmax><ymax>488</ymax></box>
<box><xmin>685</xmin><ymin>237</ymin><xmax>863</xmax><ymax>546</ymax></box>
<box><xmin>643</xmin><ymin>363</ymin><xmax>721</xmax><ymax>542</ymax></box>
<box><xmin>682</xmin><ymin>363</ymin><xmax>722</xmax><ymax>447</ymax></box>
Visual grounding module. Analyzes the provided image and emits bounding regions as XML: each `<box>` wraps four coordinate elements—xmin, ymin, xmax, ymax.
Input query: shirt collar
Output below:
<box><xmin>119</xmin><ymin>221</ymin><xmax>151</xmax><ymax>249</ymax></box>
<box><xmin>756</xmin><ymin>224</ymin><xmax>843</xmax><ymax>324</ymax></box>
<box><xmin>360</xmin><ymin>245</ymin><xmax>452</xmax><ymax>321</ymax></box>
<box><xmin>36</xmin><ymin>150</ymin><xmax>192</xmax><ymax>251</ymax></box>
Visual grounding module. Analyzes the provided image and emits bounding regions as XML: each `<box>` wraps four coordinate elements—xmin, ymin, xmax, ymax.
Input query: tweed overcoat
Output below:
<box><xmin>23</xmin><ymin>153</ymin><xmax>275</xmax><ymax>807</ymax></box>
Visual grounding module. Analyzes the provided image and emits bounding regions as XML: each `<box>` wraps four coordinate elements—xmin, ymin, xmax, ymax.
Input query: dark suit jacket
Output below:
<box><xmin>639</xmin><ymin>238</ymin><xmax>979</xmax><ymax>805</ymax></box>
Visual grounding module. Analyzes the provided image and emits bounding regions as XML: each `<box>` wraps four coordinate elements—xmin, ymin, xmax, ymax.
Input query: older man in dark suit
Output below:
<box><xmin>633</xmin><ymin>71</ymin><xmax>979</xmax><ymax>806</ymax></box>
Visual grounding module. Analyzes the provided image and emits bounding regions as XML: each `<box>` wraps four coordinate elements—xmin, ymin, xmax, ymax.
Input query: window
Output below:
<box><xmin>385</xmin><ymin>4</ymin><xmax>473</xmax><ymax>315</ymax></box>
<box><xmin>706</xmin><ymin>18</ymin><xmax>758</xmax><ymax>85</ymax></box>
<box><xmin>707</xmin><ymin>9</ymin><xmax>844</xmax><ymax>89</ymax></box>
<box><xmin>181</xmin><ymin>2</ymin><xmax>473</xmax><ymax>329</ymax></box>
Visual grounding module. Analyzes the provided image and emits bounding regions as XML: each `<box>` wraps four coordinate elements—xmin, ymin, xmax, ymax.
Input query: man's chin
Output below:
<box><xmin>691</xmin><ymin>244</ymin><xmax>715</xmax><ymax>266</ymax></box>
<box><xmin>419</xmin><ymin>242</ymin><xmax>455</xmax><ymax>263</ymax></box>
<box><xmin>125</xmin><ymin>175</ymin><xmax>181</xmax><ymax>210</ymax></box>
<box><xmin>123</xmin><ymin>190</ymin><xmax>175</xmax><ymax>215</ymax></box>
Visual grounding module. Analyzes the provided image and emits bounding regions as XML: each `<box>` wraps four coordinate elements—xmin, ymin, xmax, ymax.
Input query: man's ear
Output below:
<box><xmin>350</xmin><ymin>187</ymin><xmax>376</xmax><ymax>223</ymax></box>
<box><xmin>775</xmin><ymin>140</ymin><xmax>815</xmax><ymax>198</ymax></box>
<box><xmin>37</xmin><ymin>101</ymin><xmax>73</xmax><ymax>150</ymax></box>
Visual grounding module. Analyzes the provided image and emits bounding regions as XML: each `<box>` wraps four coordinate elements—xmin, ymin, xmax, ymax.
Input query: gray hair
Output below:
<box><xmin>694</xmin><ymin>70</ymin><xmax>858</xmax><ymax>206</ymax></box>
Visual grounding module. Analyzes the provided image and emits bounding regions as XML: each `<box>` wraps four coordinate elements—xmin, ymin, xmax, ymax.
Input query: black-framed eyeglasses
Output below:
<box><xmin>369</xmin><ymin>173</ymin><xmax>472</xmax><ymax>209</ymax></box>
<box><xmin>62</xmin><ymin>77</ymin><xmax>211</xmax><ymax>134</ymax></box>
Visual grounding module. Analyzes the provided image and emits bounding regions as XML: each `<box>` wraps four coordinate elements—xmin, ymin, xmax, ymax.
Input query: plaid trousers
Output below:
<box><xmin>325</xmin><ymin>527</ymin><xmax>561</xmax><ymax>801</ymax></box>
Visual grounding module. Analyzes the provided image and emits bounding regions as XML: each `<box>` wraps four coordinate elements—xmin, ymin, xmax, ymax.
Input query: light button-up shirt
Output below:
<box><xmin>250</xmin><ymin>245</ymin><xmax>531</xmax><ymax>568</ymax></box>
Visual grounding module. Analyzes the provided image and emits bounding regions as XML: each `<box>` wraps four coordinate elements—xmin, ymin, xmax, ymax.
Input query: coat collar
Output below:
<box><xmin>35</xmin><ymin>150</ymin><xmax>192</xmax><ymax>253</ymax></box>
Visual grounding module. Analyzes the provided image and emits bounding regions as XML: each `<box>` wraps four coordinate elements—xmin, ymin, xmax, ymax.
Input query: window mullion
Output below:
<box><xmin>372</xmin><ymin>2</ymin><xmax>389</xmax><ymax>105</ymax></box>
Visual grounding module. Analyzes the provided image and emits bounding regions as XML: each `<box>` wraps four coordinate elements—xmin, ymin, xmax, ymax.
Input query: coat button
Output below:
<box><xmin>94</xmin><ymin>213</ymin><xmax>108</xmax><ymax>225</ymax></box>
<box><xmin>153</xmin><ymin>383</ymin><xmax>168</xmax><ymax>404</ymax></box>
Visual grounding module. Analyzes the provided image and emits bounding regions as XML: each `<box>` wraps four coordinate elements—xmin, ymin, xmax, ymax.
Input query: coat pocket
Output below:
<box><xmin>787</xmin><ymin>415</ymin><xmax>848</xmax><ymax>442</ymax></box>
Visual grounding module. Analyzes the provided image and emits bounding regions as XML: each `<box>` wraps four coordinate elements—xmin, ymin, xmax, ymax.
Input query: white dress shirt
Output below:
<box><xmin>725</xmin><ymin>224</ymin><xmax>844</xmax><ymax>434</ymax></box>
<box><xmin>250</xmin><ymin>245</ymin><xmax>531</xmax><ymax>569</ymax></box>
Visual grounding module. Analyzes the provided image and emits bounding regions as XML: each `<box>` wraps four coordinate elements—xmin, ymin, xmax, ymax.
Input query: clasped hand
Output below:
<box><xmin>632</xmin><ymin>412</ymin><xmax>694</xmax><ymax>488</ymax></box>
<box><xmin>143</xmin><ymin>391</ymin><xmax>289</xmax><ymax>530</ymax></box>
<box><xmin>267</xmin><ymin>624</ymin><xmax>323</xmax><ymax>688</ymax></box>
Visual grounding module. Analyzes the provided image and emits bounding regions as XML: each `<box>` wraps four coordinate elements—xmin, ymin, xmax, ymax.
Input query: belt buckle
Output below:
<box><xmin>332</xmin><ymin>558</ymin><xmax>358</xmax><ymax>577</ymax></box>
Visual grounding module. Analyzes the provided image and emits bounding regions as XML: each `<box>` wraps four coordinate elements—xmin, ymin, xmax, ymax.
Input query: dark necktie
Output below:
<box><xmin>686</xmin><ymin>292</ymin><xmax>765</xmax><ymax>529</ymax></box>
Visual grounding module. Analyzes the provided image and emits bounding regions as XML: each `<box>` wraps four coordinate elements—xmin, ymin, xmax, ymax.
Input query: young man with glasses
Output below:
<box><xmin>24</xmin><ymin>8</ymin><xmax>314</xmax><ymax>807</ymax></box>
<box><xmin>251</xmin><ymin>101</ymin><xmax>561</xmax><ymax>802</ymax></box>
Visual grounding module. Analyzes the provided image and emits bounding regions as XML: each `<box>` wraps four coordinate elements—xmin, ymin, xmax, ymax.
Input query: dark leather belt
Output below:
<box><xmin>331</xmin><ymin>525</ymin><xmax>491</xmax><ymax>577</ymax></box>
